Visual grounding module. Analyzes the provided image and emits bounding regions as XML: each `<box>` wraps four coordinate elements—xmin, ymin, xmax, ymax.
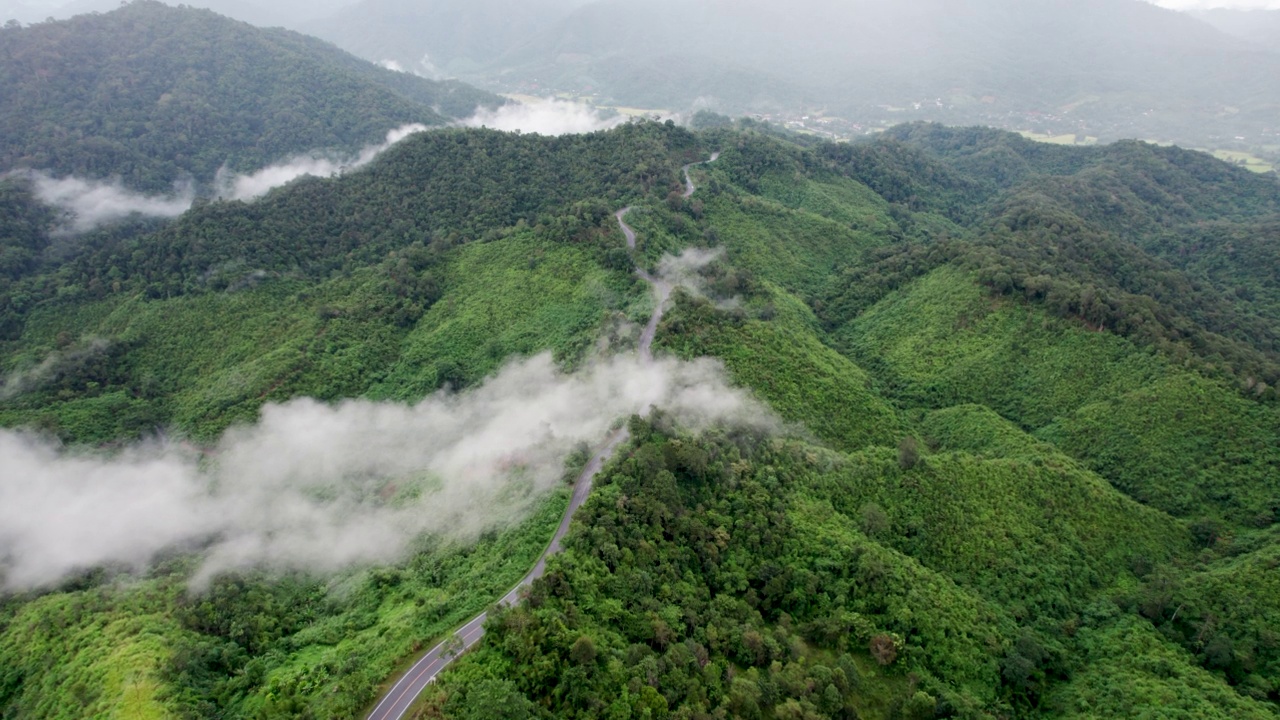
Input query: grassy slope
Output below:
<box><xmin>0</xmin><ymin>492</ymin><xmax>567</xmax><ymax>720</ymax></box>
<box><xmin>0</xmin><ymin>232</ymin><xmax>638</xmax><ymax>716</ymax></box>
<box><xmin>374</xmin><ymin>234</ymin><xmax>635</xmax><ymax>400</ymax></box>
<box><xmin>658</xmin><ymin>290</ymin><xmax>903</xmax><ymax>453</ymax></box>
<box><xmin>834</xmin><ymin>265</ymin><xmax>1165</xmax><ymax>428</ymax></box>
<box><xmin>1041</xmin><ymin>373</ymin><xmax>1280</xmax><ymax>523</ymax></box>
<box><xmin>802</xmin><ymin>445</ymin><xmax>1188</xmax><ymax>615</ymax></box>
<box><xmin>612</xmin><ymin>167</ymin><xmax>1256</xmax><ymax>715</ymax></box>
<box><xmin>1</xmin><ymin>234</ymin><xmax>636</xmax><ymax>443</ymax></box>
<box><xmin>835</xmin><ymin>265</ymin><xmax>1280</xmax><ymax>525</ymax></box>
<box><xmin>0</xmin><ymin>586</ymin><xmax>180</xmax><ymax>720</ymax></box>
<box><xmin>699</xmin><ymin>187</ymin><xmax>888</xmax><ymax>301</ymax></box>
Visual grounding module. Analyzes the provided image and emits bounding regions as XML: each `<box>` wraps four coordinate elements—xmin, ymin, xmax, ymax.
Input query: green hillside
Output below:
<box><xmin>0</xmin><ymin>1</ymin><xmax>499</xmax><ymax>191</ymax></box>
<box><xmin>2</xmin><ymin>119</ymin><xmax>1279</xmax><ymax>719</ymax></box>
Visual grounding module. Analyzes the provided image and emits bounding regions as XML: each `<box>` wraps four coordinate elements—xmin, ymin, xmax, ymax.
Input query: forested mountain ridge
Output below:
<box><xmin>865</xmin><ymin>124</ymin><xmax>1280</xmax><ymax>390</ymax></box>
<box><xmin>0</xmin><ymin>120</ymin><xmax>698</xmax><ymax>437</ymax></box>
<box><xmin>428</xmin><ymin>123</ymin><xmax>1280</xmax><ymax>718</ymax></box>
<box><xmin>1</xmin><ymin>120</ymin><xmax>1278</xmax><ymax>718</ymax></box>
<box><xmin>0</xmin><ymin>0</ymin><xmax>500</xmax><ymax>191</ymax></box>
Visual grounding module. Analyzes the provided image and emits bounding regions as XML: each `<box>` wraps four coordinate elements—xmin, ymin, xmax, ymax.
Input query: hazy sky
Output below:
<box><xmin>4</xmin><ymin>0</ymin><xmax>1280</xmax><ymax>30</ymax></box>
<box><xmin>5</xmin><ymin>0</ymin><xmax>1280</xmax><ymax>15</ymax></box>
<box><xmin>1151</xmin><ymin>0</ymin><xmax>1280</xmax><ymax>8</ymax></box>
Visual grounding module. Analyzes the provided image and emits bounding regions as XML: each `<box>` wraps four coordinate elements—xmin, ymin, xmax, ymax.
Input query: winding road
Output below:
<box><xmin>683</xmin><ymin>152</ymin><xmax>720</xmax><ymax>199</ymax></box>
<box><xmin>365</xmin><ymin>153</ymin><xmax>719</xmax><ymax>720</ymax></box>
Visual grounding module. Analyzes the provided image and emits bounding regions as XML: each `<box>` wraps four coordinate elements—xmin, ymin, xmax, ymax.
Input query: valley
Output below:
<box><xmin>0</xmin><ymin>3</ymin><xmax>1279</xmax><ymax>719</ymax></box>
<box><xmin>3</xmin><ymin>116</ymin><xmax>1277</xmax><ymax>719</ymax></box>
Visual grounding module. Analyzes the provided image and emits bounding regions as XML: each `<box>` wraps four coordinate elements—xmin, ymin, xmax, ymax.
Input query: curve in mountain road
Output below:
<box><xmin>365</xmin><ymin>152</ymin><xmax>718</xmax><ymax>720</ymax></box>
<box><xmin>683</xmin><ymin>152</ymin><xmax>720</xmax><ymax>198</ymax></box>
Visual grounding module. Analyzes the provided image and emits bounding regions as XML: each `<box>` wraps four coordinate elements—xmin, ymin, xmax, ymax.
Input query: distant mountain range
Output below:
<box><xmin>304</xmin><ymin>0</ymin><xmax>592</xmax><ymax>78</ymax></box>
<box><xmin>1</xmin><ymin>0</ymin><xmax>354</xmax><ymax>28</ymax></box>
<box><xmin>311</xmin><ymin>0</ymin><xmax>1280</xmax><ymax>149</ymax></box>
<box><xmin>1193</xmin><ymin>8</ymin><xmax>1280</xmax><ymax>49</ymax></box>
<box><xmin>8</xmin><ymin>0</ymin><xmax>1274</xmax><ymax>150</ymax></box>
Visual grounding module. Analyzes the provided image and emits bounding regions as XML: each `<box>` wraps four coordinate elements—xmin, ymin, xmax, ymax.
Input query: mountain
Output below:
<box><xmin>1</xmin><ymin>117</ymin><xmax>1279</xmax><ymax>717</ymax></box>
<box><xmin>463</xmin><ymin>0</ymin><xmax>1280</xmax><ymax>149</ymax></box>
<box><xmin>2</xmin><ymin>0</ymin><xmax>356</xmax><ymax>32</ymax></box>
<box><xmin>1193</xmin><ymin>8</ymin><xmax>1280</xmax><ymax>49</ymax></box>
<box><xmin>0</xmin><ymin>1</ymin><xmax>500</xmax><ymax>191</ymax></box>
<box><xmin>307</xmin><ymin>0</ymin><xmax>590</xmax><ymax>78</ymax></box>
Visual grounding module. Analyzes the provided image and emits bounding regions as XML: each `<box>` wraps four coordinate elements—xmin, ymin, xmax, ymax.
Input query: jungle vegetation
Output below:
<box><xmin>0</xmin><ymin>1</ymin><xmax>500</xmax><ymax>191</ymax></box>
<box><xmin>1</xmin><ymin>114</ymin><xmax>1278</xmax><ymax>719</ymax></box>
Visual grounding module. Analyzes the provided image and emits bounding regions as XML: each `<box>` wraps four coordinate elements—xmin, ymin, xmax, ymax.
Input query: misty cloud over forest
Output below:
<box><xmin>13</xmin><ymin>124</ymin><xmax>430</xmax><ymax>233</ymax></box>
<box><xmin>0</xmin><ymin>352</ymin><xmax>772</xmax><ymax>591</ymax></box>
<box><xmin>213</xmin><ymin>123</ymin><xmax>429</xmax><ymax>202</ymax></box>
<box><xmin>0</xmin><ymin>338</ymin><xmax>112</xmax><ymax>401</ymax></box>
<box><xmin>462</xmin><ymin>98</ymin><xmax>626</xmax><ymax>136</ymax></box>
<box><xmin>20</xmin><ymin>102</ymin><xmax>628</xmax><ymax>234</ymax></box>
<box><xmin>21</xmin><ymin>172</ymin><xmax>195</xmax><ymax>234</ymax></box>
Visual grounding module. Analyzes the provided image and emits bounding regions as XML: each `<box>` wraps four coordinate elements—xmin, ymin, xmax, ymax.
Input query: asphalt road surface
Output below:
<box><xmin>365</xmin><ymin>151</ymin><xmax>719</xmax><ymax>720</ymax></box>
<box><xmin>682</xmin><ymin>152</ymin><xmax>720</xmax><ymax>198</ymax></box>
<box><xmin>364</xmin><ymin>429</ymin><xmax>630</xmax><ymax>720</ymax></box>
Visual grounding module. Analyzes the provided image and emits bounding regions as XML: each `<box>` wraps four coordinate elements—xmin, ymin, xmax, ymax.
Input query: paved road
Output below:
<box><xmin>682</xmin><ymin>152</ymin><xmax>720</xmax><ymax>198</ymax></box>
<box><xmin>364</xmin><ymin>429</ymin><xmax>630</xmax><ymax>720</ymax></box>
<box><xmin>614</xmin><ymin>208</ymin><xmax>664</xmax><ymax>365</ymax></box>
<box><xmin>615</xmin><ymin>207</ymin><xmax>637</xmax><ymax>249</ymax></box>
<box><xmin>365</xmin><ymin>151</ymin><xmax>719</xmax><ymax>720</ymax></box>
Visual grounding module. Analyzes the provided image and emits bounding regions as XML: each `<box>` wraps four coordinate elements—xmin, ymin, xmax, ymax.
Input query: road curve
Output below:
<box><xmin>615</xmin><ymin>209</ymin><xmax>663</xmax><ymax>366</ymax></box>
<box><xmin>682</xmin><ymin>151</ymin><xmax>720</xmax><ymax>199</ymax></box>
<box><xmin>365</xmin><ymin>151</ymin><xmax>718</xmax><ymax>720</ymax></box>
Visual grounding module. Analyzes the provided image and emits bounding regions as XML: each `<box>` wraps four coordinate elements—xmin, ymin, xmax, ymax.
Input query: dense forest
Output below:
<box><xmin>1</xmin><ymin>114</ymin><xmax>1279</xmax><ymax>719</ymax></box>
<box><xmin>0</xmin><ymin>1</ymin><xmax>500</xmax><ymax>191</ymax></box>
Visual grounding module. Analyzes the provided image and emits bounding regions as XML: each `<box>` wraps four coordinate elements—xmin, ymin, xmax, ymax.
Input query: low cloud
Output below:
<box><xmin>15</xmin><ymin>124</ymin><xmax>431</xmax><ymax>232</ymax></box>
<box><xmin>23</xmin><ymin>172</ymin><xmax>194</xmax><ymax>234</ymax></box>
<box><xmin>656</xmin><ymin>247</ymin><xmax>726</xmax><ymax>294</ymax></box>
<box><xmin>0</xmin><ymin>338</ymin><xmax>112</xmax><ymax>401</ymax></box>
<box><xmin>647</xmin><ymin>246</ymin><xmax>743</xmax><ymax>311</ymax></box>
<box><xmin>461</xmin><ymin>98</ymin><xmax>625</xmax><ymax>136</ymax></box>
<box><xmin>0</xmin><ymin>352</ymin><xmax>772</xmax><ymax>591</ymax></box>
<box><xmin>378</xmin><ymin>59</ymin><xmax>406</xmax><ymax>73</ymax></box>
<box><xmin>17</xmin><ymin>108</ymin><xmax>645</xmax><ymax>234</ymax></box>
<box><xmin>215</xmin><ymin>123</ymin><xmax>428</xmax><ymax>201</ymax></box>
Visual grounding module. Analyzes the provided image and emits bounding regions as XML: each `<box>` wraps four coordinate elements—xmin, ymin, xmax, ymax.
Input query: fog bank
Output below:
<box><xmin>656</xmin><ymin>247</ymin><xmax>726</xmax><ymax>297</ymax></box>
<box><xmin>12</xmin><ymin>124</ymin><xmax>429</xmax><ymax>233</ymax></box>
<box><xmin>0</xmin><ymin>338</ymin><xmax>111</xmax><ymax>401</ymax></box>
<box><xmin>0</xmin><ymin>352</ymin><xmax>771</xmax><ymax>591</ymax></box>
<box><xmin>214</xmin><ymin>123</ymin><xmax>428</xmax><ymax>201</ymax></box>
<box><xmin>461</xmin><ymin>98</ymin><xmax>625</xmax><ymax>136</ymax></box>
<box><xmin>23</xmin><ymin>172</ymin><xmax>194</xmax><ymax>234</ymax></box>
